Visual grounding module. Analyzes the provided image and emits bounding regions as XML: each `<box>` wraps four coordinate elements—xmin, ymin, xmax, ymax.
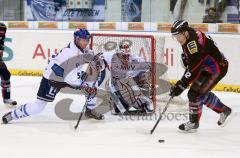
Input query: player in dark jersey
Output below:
<box><xmin>170</xmin><ymin>20</ymin><xmax>232</xmax><ymax>133</ymax></box>
<box><xmin>0</xmin><ymin>23</ymin><xmax>17</xmax><ymax>107</ymax></box>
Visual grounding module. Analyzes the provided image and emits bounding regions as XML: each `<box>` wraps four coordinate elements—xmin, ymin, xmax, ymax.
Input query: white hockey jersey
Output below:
<box><xmin>43</xmin><ymin>41</ymin><xmax>94</xmax><ymax>86</ymax></box>
<box><xmin>100</xmin><ymin>51</ymin><xmax>150</xmax><ymax>89</ymax></box>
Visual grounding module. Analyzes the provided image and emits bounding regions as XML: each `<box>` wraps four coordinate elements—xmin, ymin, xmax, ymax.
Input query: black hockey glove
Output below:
<box><xmin>49</xmin><ymin>80</ymin><xmax>97</xmax><ymax>98</ymax></box>
<box><xmin>49</xmin><ymin>80</ymin><xmax>83</xmax><ymax>90</ymax></box>
<box><xmin>49</xmin><ymin>80</ymin><xmax>72</xmax><ymax>89</ymax></box>
<box><xmin>170</xmin><ymin>80</ymin><xmax>187</xmax><ymax>97</ymax></box>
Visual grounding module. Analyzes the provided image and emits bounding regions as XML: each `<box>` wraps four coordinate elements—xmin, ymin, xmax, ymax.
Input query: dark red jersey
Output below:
<box><xmin>0</xmin><ymin>23</ymin><xmax>7</xmax><ymax>51</ymax></box>
<box><xmin>180</xmin><ymin>29</ymin><xmax>228</xmax><ymax>86</ymax></box>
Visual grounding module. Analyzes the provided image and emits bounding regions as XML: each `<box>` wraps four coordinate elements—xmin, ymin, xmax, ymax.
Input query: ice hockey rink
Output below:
<box><xmin>0</xmin><ymin>76</ymin><xmax>239</xmax><ymax>158</ymax></box>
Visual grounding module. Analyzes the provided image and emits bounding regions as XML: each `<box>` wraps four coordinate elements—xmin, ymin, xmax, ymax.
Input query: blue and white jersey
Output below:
<box><xmin>43</xmin><ymin>41</ymin><xmax>94</xmax><ymax>86</ymax></box>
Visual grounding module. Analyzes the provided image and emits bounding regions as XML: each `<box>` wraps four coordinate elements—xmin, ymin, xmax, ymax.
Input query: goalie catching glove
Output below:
<box><xmin>170</xmin><ymin>80</ymin><xmax>187</xmax><ymax>97</ymax></box>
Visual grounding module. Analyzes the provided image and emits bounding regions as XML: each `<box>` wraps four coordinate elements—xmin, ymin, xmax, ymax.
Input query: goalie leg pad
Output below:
<box><xmin>133</xmin><ymin>71</ymin><xmax>150</xmax><ymax>96</ymax></box>
<box><xmin>139</xmin><ymin>96</ymin><xmax>154</xmax><ymax>113</ymax></box>
<box><xmin>108</xmin><ymin>84</ymin><xmax>128</xmax><ymax>114</ymax></box>
<box><xmin>115</xmin><ymin>77</ymin><xmax>152</xmax><ymax>111</ymax></box>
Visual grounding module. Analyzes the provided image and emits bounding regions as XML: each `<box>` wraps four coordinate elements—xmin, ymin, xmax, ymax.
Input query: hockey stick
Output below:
<box><xmin>74</xmin><ymin>70</ymin><xmax>100</xmax><ymax>130</ymax></box>
<box><xmin>49</xmin><ymin>80</ymin><xmax>83</xmax><ymax>90</ymax></box>
<box><xmin>74</xmin><ymin>95</ymin><xmax>91</xmax><ymax>130</ymax></box>
<box><xmin>150</xmin><ymin>96</ymin><xmax>173</xmax><ymax>134</ymax></box>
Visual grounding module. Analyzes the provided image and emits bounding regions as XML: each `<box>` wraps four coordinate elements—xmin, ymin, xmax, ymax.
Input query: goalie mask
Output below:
<box><xmin>119</xmin><ymin>43</ymin><xmax>130</xmax><ymax>53</ymax></box>
<box><xmin>117</xmin><ymin>43</ymin><xmax>130</xmax><ymax>65</ymax></box>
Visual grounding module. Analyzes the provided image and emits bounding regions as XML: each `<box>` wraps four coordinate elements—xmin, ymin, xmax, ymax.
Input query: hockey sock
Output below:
<box><xmin>11</xmin><ymin>99</ymin><xmax>47</xmax><ymax>120</ymax></box>
<box><xmin>1</xmin><ymin>80</ymin><xmax>11</xmax><ymax>99</ymax></box>
<box><xmin>202</xmin><ymin>92</ymin><xmax>225</xmax><ymax>113</ymax></box>
<box><xmin>86</xmin><ymin>97</ymin><xmax>96</xmax><ymax>110</ymax></box>
<box><xmin>189</xmin><ymin>101</ymin><xmax>202</xmax><ymax>123</ymax></box>
<box><xmin>84</xmin><ymin>81</ymin><xmax>97</xmax><ymax>110</ymax></box>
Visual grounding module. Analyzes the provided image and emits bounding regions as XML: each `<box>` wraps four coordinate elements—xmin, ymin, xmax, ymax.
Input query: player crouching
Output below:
<box><xmin>108</xmin><ymin>43</ymin><xmax>154</xmax><ymax>115</ymax></box>
<box><xmin>2</xmin><ymin>29</ymin><xmax>104</xmax><ymax>124</ymax></box>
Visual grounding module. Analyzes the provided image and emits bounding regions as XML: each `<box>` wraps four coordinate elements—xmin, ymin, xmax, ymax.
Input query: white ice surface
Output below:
<box><xmin>0</xmin><ymin>76</ymin><xmax>239</xmax><ymax>158</ymax></box>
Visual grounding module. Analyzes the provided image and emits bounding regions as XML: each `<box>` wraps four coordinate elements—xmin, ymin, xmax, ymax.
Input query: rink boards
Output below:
<box><xmin>3</xmin><ymin>30</ymin><xmax>240</xmax><ymax>93</ymax></box>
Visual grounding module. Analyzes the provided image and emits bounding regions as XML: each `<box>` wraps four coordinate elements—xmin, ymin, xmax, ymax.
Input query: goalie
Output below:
<box><xmin>107</xmin><ymin>43</ymin><xmax>154</xmax><ymax>115</ymax></box>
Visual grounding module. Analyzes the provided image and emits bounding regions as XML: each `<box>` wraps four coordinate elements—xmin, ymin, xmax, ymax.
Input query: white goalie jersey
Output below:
<box><xmin>102</xmin><ymin>49</ymin><xmax>153</xmax><ymax>114</ymax></box>
<box><xmin>102</xmin><ymin>51</ymin><xmax>150</xmax><ymax>86</ymax></box>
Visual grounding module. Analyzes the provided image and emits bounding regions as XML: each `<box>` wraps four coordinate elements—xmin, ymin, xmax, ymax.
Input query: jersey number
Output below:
<box><xmin>184</xmin><ymin>71</ymin><xmax>191</xmax><ymax>78</ymax></box>
<box><xmin>49</xmin><ymin>87</ymin><xmax>58</xmax><ymax>96</ymax></box>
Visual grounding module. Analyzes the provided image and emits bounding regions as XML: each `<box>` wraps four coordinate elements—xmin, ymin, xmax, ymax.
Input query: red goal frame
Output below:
<box><xmin>90</xmin><ymin>33</ymin><xmax>157</xmax><ymax>109</ymax></box>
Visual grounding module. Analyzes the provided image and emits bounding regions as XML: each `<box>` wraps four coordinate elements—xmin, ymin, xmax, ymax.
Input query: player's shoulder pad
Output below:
<box><xmin>196</xmin><ymin>31</ymin><xmax>205</xmax><ymax>47</ymax></box>
<box><xmin>60</xmin><ymin>46</ymin><xmax>70</xmax><ymax>54</ymax></box>
<box><xmin>187</xmin><ymin>40</ymin><xmax>198</xmax><ymax>55</ymax></box>
<box><xmin>60</xmin><ymin>42</ymin><xmax>72</xmax><ymax>52</ymax></box>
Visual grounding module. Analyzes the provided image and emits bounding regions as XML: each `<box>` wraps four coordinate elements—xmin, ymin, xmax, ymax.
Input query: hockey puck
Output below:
<box><xmin>158</xmin><ymin>139</ymin><xmax>165</xmax><ymax>143</ymax></box>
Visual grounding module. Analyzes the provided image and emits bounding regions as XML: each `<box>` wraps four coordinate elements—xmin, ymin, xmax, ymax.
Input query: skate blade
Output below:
<box><xmin>219</xmin><ymin>110</ymin><xmax>237</xmax><ymax>128</ymax></box>
<box><xmin>85</xmin><ymin>115</ymin><xmax>105</xmax><ymax>120</ymax></box>
<box><xmin>177</xmin><ymin>128</ymin><xmax>197</xmax><ymax>133</ymax></box>
<box><xmin>4</xmin><ymin>103</ymin><xmax>17</xmax><ymax>109</ymax></box>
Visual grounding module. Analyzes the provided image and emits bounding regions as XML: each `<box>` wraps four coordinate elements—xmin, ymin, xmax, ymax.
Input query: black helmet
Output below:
<box><xmin>171</xmin><ymin>20</ymin><xmax>189</xmax><ymax>35</ymax></box>
<box><xmin>0</xmin><ymin>22</ymin><xmax>6</xmax><ymax>30</ymax></box>
<box><xmin>0</xmin><ymin>23</ymin><xmax>6</xmax><ymax>35</ymax></box>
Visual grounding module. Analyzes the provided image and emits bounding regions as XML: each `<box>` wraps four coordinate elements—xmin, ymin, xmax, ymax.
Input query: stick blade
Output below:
<box><xmin>150</xmin><ymin>130</ymin><xmax>154</xmax><ymax>135</ymax></box>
